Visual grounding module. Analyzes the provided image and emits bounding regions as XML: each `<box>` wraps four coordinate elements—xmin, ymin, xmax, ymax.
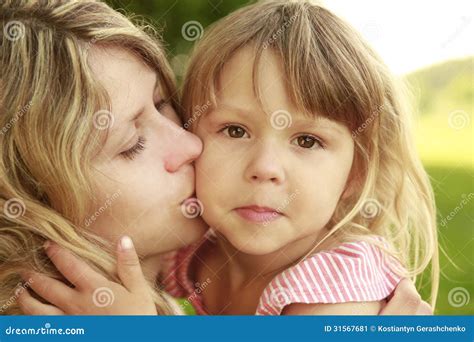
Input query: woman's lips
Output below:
<box><xmin>180</xmin><ymin>192</ymin><xmax>196</xmax><ymax>205</ymax></box>
<box><xmin>234</xmin><ymin>205</ymin><xmax>283</xmax><ymax>223</ymax></box>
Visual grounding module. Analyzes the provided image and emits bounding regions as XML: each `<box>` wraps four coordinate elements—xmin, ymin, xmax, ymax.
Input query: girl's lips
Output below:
<box><xmin>234</xmin><ymin>206</ymin><xmax>283</xmax><ymax>223</ymax></box>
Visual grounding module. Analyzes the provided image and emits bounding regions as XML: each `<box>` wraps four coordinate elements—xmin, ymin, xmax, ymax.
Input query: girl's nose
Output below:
<box><xmin>244</xmin><ymin>142</ymin><xmax>285</xmax><ymax>184</ymax></box>
<box><xmin>163</xmin><ymin>119</ymin><xmax>203</xmax><ymax>173</ymax></box>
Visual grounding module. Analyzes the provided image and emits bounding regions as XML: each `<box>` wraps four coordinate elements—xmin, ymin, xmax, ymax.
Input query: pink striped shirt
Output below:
<box><xmin>161</xmin><ymin>233</ymin><xmax>405</xmax><ymax>315</ymax></box>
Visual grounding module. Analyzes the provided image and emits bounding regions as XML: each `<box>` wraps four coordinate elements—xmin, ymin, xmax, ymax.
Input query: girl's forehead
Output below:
<box><xmin>218</xmin><ymin>46</ymin><xmax>284</xmax><ymax>86</ymax></box>
<box><xmin>186</xmin><ymin>39</ymin><xmax>364</xmax><ymax>133</ymax></box>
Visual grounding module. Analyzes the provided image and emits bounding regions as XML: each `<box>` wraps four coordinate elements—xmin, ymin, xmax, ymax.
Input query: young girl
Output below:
<box><xmin>15</xmin><ymin>0</ymin><xmax>435</xmax><ymax>316</ymax></box>
<box><xmin>161</xmin><ymin>0</ymin><xmax>439</xmax><ymax>315</ymax></box>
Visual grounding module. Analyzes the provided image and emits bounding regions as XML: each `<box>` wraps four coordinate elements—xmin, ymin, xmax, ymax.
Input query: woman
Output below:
<box><xmin>0</xmin><ymin>0</ymin><xmax>431</xmax><ymax>315</ymax></box>
<box><xmin>1</xmin><ymin>0</ymin><xmax>207</xmax><ymax>315</ymax></box>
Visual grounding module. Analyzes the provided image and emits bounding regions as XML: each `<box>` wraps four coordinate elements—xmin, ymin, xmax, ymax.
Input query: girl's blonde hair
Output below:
<box><xmin>1</xmin><ymin>0</ymin><xmax>180</xmax><ymax>314</ymax></box>
<box><xmin>182</xmin><ymin>0</ymin><xmax>439</xmax><ymax>307</ymax></box>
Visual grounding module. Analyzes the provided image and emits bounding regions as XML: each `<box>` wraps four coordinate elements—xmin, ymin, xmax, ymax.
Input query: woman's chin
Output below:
<box><xmin>169</xmin><ymin>215</ymin><xmax>209</xmax><ymax>250</ymax></box>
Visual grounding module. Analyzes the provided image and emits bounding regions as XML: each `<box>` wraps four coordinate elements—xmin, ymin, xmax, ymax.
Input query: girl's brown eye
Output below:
<box><xmin>293</xmin><ymin>135</ymin><xmax>324</xmax><ymax>149</ymax></box>
<box><xmin>298</xmin><ymin>136</ymin><xmax>315</xmax><ymax>148</ymax></box>
<box><xmin>222</xmin><ymin>125</ymin><xmax>248</xmax><ymax>138</ymax></box>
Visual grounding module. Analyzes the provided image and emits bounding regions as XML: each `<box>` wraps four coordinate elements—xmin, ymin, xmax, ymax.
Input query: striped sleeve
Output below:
<box><xmin>160</xmin><ymin>248</ymin><xmax>190</xmax><ymax>298</ymax></box>
<box><xmin>256</xmin><ymin>240</ymin><xmax>405</xmax><ymax>315</ymax></box>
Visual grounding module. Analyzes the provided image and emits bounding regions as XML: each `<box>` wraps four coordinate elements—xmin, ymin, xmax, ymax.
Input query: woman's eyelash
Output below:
<box><xmin>120</xmin><ymin>136</ymin><xmax>146</xmax><ymax>160</ymax></box>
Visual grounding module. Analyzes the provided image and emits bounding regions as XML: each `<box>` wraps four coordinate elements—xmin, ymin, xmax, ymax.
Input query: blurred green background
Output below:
<box><xmin>106</xmin><ymin>0</ymin><xmax>473</xmax><ymax>315</ymax></box>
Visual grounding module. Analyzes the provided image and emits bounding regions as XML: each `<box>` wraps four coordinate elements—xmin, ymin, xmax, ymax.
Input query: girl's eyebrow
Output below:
<box><xmin>213</xmin><ymin>103</ymin><xmax>252</xmax><ymax>118</ymax></box>
<box><xmin>294</xmin><ymin>117</ymin><xmax>346</xmax><ymax>136</ymax></box>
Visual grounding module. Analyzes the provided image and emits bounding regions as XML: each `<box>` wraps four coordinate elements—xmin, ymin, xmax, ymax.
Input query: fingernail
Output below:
<box><xmin>43</xmin><ymin>240</ymin><xmax>50</xmax><ymax>249</ymax></box>
<box><xmin>120</xmin><ymin>236</ymin><xmax>133</xmax><ymax>251</ymax></box>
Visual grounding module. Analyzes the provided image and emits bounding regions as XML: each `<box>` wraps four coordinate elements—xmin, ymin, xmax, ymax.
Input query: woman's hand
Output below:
<box><xmin>17</xmin><ymin>235</ymin><xmax>432</xmax><ymax>316</ymax></box>
<box><xmin>380</xmin><ymin>278</ymin><xmax>433</xmax><ymax>315</ymax></box>
<box><xmin>17</xmin><ymin>236</ymin><xmax>157</xmax><ymax>315</ymax></box>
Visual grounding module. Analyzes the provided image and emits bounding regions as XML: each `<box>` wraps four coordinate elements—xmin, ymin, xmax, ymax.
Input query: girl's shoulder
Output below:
<box><xmin>256</xmin><ymin>236</ymin><xmax>406</xmax><ymax>315</ymax></box>
<box><xmin>159</xmin><ymin>230</ymin><xmax>214</xmax><ymax>314</ymax></box>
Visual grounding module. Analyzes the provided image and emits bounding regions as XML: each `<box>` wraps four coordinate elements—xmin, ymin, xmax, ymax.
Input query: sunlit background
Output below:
<box><xmin>107</xmin><ymin>0</ymin><xmax>473</xmax><ymax>315</ymax></box>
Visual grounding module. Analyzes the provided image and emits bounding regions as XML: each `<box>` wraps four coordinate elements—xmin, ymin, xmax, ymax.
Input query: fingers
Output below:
<box><xmin>116</xmin><ymin>236</ymin><xmax>149</xmax><ymax>293</ymax></box>
<box><xmin>17</xmin><ymin>288</ymin><xmax>65</xmax><ymax>315</ymax></box>
<box><xmin>44</xmin><ymin>241</ymin><xmax>107</xmax><ymax>291</ymax></box>
<box><xmin>380</xmin><ymin>279</ymin><xmax>424</xmax><ymax>315</ymax></box>
<box><xmin>23</xmin><ymin>271</ymin><xmax>77</xmax><ymax>312</ymax></box>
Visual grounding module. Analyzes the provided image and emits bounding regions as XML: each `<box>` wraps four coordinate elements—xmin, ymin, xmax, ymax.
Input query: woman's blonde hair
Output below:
<box><xmin>182</xmin><ymin>0</ymin><xmax>439</xmax><ymax>307</ymax></box>
<box><xmin>1</xmin><ymin>0</ymin><xmax>180</xmax><ymax>314</ymax></box>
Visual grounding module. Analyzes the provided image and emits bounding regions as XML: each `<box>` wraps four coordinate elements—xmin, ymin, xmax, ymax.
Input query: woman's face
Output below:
<box><xmin>86</xmin><ymin>46</ymin><xmax>207</xmax><ymax>257</ymax></box>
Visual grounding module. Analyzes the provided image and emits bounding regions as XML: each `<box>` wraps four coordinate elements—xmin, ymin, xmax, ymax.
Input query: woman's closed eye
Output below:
<box><xmin>120</xmin><ymin>136</ymin><xmax>146</xmax><ymax>160</ymax></box>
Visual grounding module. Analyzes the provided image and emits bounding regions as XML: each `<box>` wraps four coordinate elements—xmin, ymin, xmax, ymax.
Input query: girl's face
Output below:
<box><xmin>87</xmin><ymin>47</ymin><xmax>208</xmax><ymax>257</ymax></box>
<box><xmin>194</xmin><ymin>47</ymin><xmax>355</xmax><ymax>255</ymax></box>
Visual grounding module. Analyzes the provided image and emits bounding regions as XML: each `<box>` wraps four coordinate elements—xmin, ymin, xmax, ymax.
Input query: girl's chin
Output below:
<box><xmin>216</xmin><ymin>230</ymin><xmax>283</xmax><ymax>256</ymax></box>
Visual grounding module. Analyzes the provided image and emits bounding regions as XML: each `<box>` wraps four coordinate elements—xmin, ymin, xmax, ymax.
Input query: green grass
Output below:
<box><xmin>414</xmin><ymin>106</ymin><xmax>472</xmax><ymax>314</ymax></box>
<box><xmin>406</xmin><ymin>58</ymin><xmax>473</xmax><ymax>314</ymax></box>
<box><xmin>420</xmin><ymin>165</ymin><xmax>474</xmax><ymax>315</ymax></box>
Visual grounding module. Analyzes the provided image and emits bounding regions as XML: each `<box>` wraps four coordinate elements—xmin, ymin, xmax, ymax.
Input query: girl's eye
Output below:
<box><xmin>120</xmin><ymin>136</ymin><xmax>146</xmax><ymax>160</ymax></box>
<box><xmin>292</xmin><ymin>135</ymin><xmax>324</xmax><ymax>149</ymax></box>
<box><xmin>221</xmin><ymin>125</ymin><xmax>249</xmax><ymax>138</ymax></box>
<box><xmin>155</xmin><ymin>99</ymin><xmax>168</xmax><ymax>112</ymax></box>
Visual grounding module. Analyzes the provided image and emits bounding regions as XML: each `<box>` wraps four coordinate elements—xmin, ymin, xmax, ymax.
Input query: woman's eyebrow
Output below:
<box><xmin>109</xmin><ymin>73</ymin><xmax>160</xmax><ymax>131</ymax></box>
<box><xmin>128</xmin><ymin>107</ymin><xmax>146</xmax><ymax>123</ymax></box>
<box><xmin>109</xmin><ymin>107</ymin><xmax>144</xmax><ymax>135</ymax></box>
<box><xmin>127</xmin><ymin>74</ymin><xmax>160</xmax><ymax>123</ymax></box>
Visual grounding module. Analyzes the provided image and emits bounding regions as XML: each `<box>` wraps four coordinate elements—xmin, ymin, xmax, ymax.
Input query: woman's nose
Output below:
<box><xmin>163</xmin><ymin>120</ymin><xmax>203</xmax><ymax>173</ymax></box>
